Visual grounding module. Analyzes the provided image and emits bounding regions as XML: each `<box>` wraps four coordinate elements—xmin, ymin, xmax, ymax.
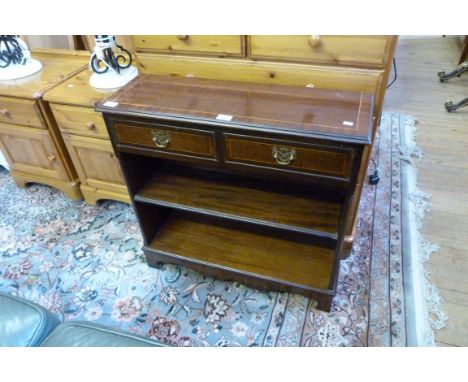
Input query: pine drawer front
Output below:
<box><xmin>133</xmin><ymin>35</ymin><xmax>245</xmax><ymax>57</ymax></box>
<box><xmin>114</xmin><ymin>122</ymin><xmax>217</xmax><ymax>161</ymax></box>
<box><xmin>0</xmin><ymin>96</ymin><xmax>44</xmax><ymax>128</ymax></box>
<box><xmin>51</xmin><ymin>104</ymin><xmax>109</xmax><ymax>139</ymax></box>
<box><xmin>248</xmin><ymin>36</ymin><xmax>391</xmax><ymax>68</ymax></box>
<box><xmin>224</xmin><ymin>133</ymin><xmax>354</xmax><ymax>180</ymax></box>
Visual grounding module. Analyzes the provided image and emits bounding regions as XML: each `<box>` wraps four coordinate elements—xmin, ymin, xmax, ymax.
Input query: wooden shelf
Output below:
<box><xmin>146</xmin><ymin>210</ymin><xmax>336</xmax><ymax>291</ymax></box>
<box><xmin>135</xmin><ymin>166</ymin><xmax>342</xmax><ymax>239</ymax></box>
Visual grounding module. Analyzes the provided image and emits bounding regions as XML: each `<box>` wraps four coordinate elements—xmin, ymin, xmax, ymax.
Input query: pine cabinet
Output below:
<box><xmin>0</xmin><ymin>123</ymin><xmax>68</xmax><ymax>181</ymax></box>
<box><xmin>45</xmin><ymin>68</ymin><xmax>130</xmax><ymax>205</ymax></box>
<box><xmin>0</xmin><ymin>49</ymin><xmax>89</xmax><ymax>200</ymax></box>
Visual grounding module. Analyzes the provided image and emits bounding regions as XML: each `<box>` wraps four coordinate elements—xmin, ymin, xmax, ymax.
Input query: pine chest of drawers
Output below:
<box><xmin>98</xmin><ymin>74</ymin><xmax>373</xmax><ymax>311</ymax></box>
<box><xmin>45</xmin><ymin>68</ymin><xmax>130</xmax><ymax>205</ymax></box>
<box><xmin>0</xmin><ymin>49</ymin><xmax>89</xmax><ymax>199</ymax></box>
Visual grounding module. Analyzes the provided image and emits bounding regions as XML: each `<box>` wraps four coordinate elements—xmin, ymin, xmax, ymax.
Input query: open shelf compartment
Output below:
<box><xmin>144</xmin><ymin>209</ymin><xmax>336</xmax><ymax>292</ymax></box>
<box><xmin>135</xmin><ymin>164</ymin><xmax>342</xmax><ymax>239</ymax></box>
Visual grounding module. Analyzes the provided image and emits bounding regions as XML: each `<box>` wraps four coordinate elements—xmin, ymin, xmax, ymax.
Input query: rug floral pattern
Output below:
<box><xmin>0</xmin><ymin>113</ymin><xmax>407</xmax><ymax>346</ymax></box>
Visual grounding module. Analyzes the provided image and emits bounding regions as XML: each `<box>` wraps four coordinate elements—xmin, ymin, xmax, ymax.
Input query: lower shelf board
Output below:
<box><xmin>136</xmin><ymin>166</ymin><xmax>341</xmax><ymax>238</ymax></box>
<box><xmin>146</xmin><ymin>210</ymin><xmax>337</xmax><ymax>296</ymax></box>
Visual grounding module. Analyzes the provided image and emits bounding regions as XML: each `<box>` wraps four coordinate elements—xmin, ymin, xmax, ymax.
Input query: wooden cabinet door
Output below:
<box><xmin>0</xmin><ymin>123</ymin><xmax>68</xmax><ymax>180</ymax></box>
<box><xmin>62</xmin><ymin>134</ymin><xmax>127</xmax><ymax>195</ymax></box>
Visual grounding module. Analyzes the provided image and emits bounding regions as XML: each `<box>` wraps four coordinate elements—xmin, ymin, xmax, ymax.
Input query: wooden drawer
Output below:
<box><xmin>51</xmin><ymin>104</ymin><xmax>109</xmax><ymax>139</ymax></box>
<box><xmin>133</xmin><ymin>35</ymin><xmax>245</xmax><ymax>57</ymax></box>
<box><xmin>248</xmin><ymin>35</ymin><xmax>391</xmax><ymax>68</ymax></box>
<box><xmin>224</xmin><ymin>133</ymin><xmax>354</xmax><ymax>179</ymax></box>
<box><xmin>114</xmin><ymin>122</ymin><xmax>216</xmax><ymax>161</ymax></box>
<box><xmin>0</xmin><ymin>96</ymin><xmax>44</xmax><ymax>128</ymax></box>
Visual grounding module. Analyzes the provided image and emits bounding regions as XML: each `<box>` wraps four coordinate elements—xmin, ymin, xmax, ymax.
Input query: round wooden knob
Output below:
<box><xmin>86</xmin><ymin>122</ymin><xmax>96</xmax><ymax>130</ymax></box>
<box><xmin>176</xmin><ymin>35</ymin><xmax>189</xmax><ymax>41</ymax></box>
<box><xmin>47</xmin><ymin>154</ymin><xmax>56</xmax><ymax>163</ymax></box>
<box><xmin>0</xmin><ymin>108</ymin><xmax>10</xmax><ymax>117</ymax></box>
<box><xmin>308</xmin><ymin>35</ymin><xmax>321</xmax><ymax>48</ymax></box>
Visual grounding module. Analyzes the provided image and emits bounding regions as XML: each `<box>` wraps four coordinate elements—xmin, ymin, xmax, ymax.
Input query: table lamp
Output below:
<box><xmin>89</xmin><ymin>35</ymin><xmax>138</xmax><ymax>89</ymax></box>
<box><xmin>0</xmin><ymin>35</ymin><xmax>42</xmax><ymax>80</ymax></box>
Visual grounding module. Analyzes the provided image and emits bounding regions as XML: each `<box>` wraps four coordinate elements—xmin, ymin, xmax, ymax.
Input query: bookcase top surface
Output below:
<box><xmin>98</xmin><ymin>74</ymin><xmax>373</xmax><ymax>144</ymax></box>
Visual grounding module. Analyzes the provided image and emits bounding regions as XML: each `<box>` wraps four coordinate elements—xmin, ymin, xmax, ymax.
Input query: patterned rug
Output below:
<box><xmin>0</xmin><ymin>113</ymin><xmax>413</xmax><ymax>346</ymax></box>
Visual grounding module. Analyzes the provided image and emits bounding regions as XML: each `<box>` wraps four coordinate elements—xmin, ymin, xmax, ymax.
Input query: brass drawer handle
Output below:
<box><xmin>272</xmin><ymin>146</ymin><xmax>296</xmax><ymax>165</ymax></box>
<box><xmin>176</xmin><ymin>35</ymin><xmax>189</xmax><ymax>41</ymax></box>
<box><xmin>151</xmin><ymin>130</ymin><xmax>171</xmax><ymax>148</ymax></box>
<box><xmin>0</xmin><ymin>108</ymin><xmax>10</xmax><ymax>117</ymax></box>
<box><xmin>47</xmin><ymin>154</ymin><xmax>56</xmax><ymax>163</ymax></box>
<box><xmin>308</xmin><ymin>35</ymin><xmax>321</xmax><ymax>48</ymax></box>
<box><xmin>87</xmin><ymin>122</ymin><xmax>96</xmax><ymax>130</ymax></box>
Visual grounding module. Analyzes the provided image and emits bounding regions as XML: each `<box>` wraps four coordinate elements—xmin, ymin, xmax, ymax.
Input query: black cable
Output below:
<box><xmin>369</xmin><ymin>59</ymin><xmax>396</xmax><ymax>184</ymax></box>
<box><xmin>369</xmin><ymin>116</ymin><xmax>382</xmax><ymax>186</ymax></box>
<box><xmin>369</xmin><ymin>158</ymin><xmax>381</xmax><ymax>185</ymax></box>
<box><xmin>386</xmin><ymin>58</ymin><xmax>397</xmax><ymax>89</ymax></box>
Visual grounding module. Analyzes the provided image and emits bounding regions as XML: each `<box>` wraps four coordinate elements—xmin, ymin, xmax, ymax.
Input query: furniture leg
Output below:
<box><xmin>458</xmin><ymin>36</ymin><xmax>468</xmax><ymax>65</ymax></box>
<box><xmin>11</xmin><ymin>170</ymin><xmax>83</xmax><ymax>201</ymax></box>
<box><xmin>445</xmin><ymin>97</ymin><xmax>468</xmax><ymax>112</ymax></box>
<box><xmin>437</xmin><ymin>62</ymin><xmax>468</xmax><ymax>82</ymax></box>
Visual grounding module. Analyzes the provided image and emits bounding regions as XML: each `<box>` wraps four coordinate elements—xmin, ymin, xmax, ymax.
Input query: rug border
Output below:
<box><xmin>398</xmin><ymin>114</ymin><xmax>447</xmax><ymax>346</ymax></box>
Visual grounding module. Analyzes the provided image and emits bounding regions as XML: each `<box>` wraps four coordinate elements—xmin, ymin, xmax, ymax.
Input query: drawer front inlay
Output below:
<box><xmin>224</xmin><ymin>133</ymin><xmax>353</xmax><ymax>179</ymax></box>
<box><xmin>114</xmin><ymin>123</ymin><xmax>216</xmax><ymax>160</ymax></box>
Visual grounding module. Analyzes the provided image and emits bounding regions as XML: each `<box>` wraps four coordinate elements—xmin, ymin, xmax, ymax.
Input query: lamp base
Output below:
<box><xmin>89</xmin><ymin>66</ymin><xmax>138</xmax><ymax>89</ymax></box>
<box><xmin>0</xmin><ymin>59</ymin><xmax>43</xmax><ymax>81</ymax></box>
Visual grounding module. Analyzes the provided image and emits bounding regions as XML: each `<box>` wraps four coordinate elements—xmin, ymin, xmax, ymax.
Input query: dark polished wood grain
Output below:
<box><xmin>148</xmin><ymin>210</ymin><xmax>335</xmax><ymax>290</ymax></box>
<box><xmin>144</xmin><ymin>244</ymin><xmax>334</xmax><ymax>312</ymax></box>
<box><xmin>101</xmin><ymin>74</ymin><xmax>374</xmax><ymax>311</ymax></box>
<box><xmin>224</xmin><ymin>133</ymin><xmax>354</xmax><ymax>179</ymax></box>
<box><xmin>97</xmin><ymin>74</ymin><xmax>373</xmax><ymax>144</ymax></box>
<box><xmin>135</xmin><ymin>164</ymin><xmax>342</xmax><ymax>238</ymax></box>
<box><xmin>133</xmin><ymin>202</ymin><xmax>170</xmax><ymax>247</ymax></box>
<box><xmin>109</xmin><ymin>114</ymin><xmax>361</xmax><ymax>187</ymax></box>
<box><xmin>114</xmin><ymin>122</ymin><xmax>216</xmax><ymax>159</ymax></box>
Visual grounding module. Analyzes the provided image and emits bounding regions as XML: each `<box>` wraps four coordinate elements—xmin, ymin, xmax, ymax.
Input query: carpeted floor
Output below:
<box><xmin>0</xmin><ymin>112</ymin><xmax>422</xmax><ymax>346</ymax></box>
